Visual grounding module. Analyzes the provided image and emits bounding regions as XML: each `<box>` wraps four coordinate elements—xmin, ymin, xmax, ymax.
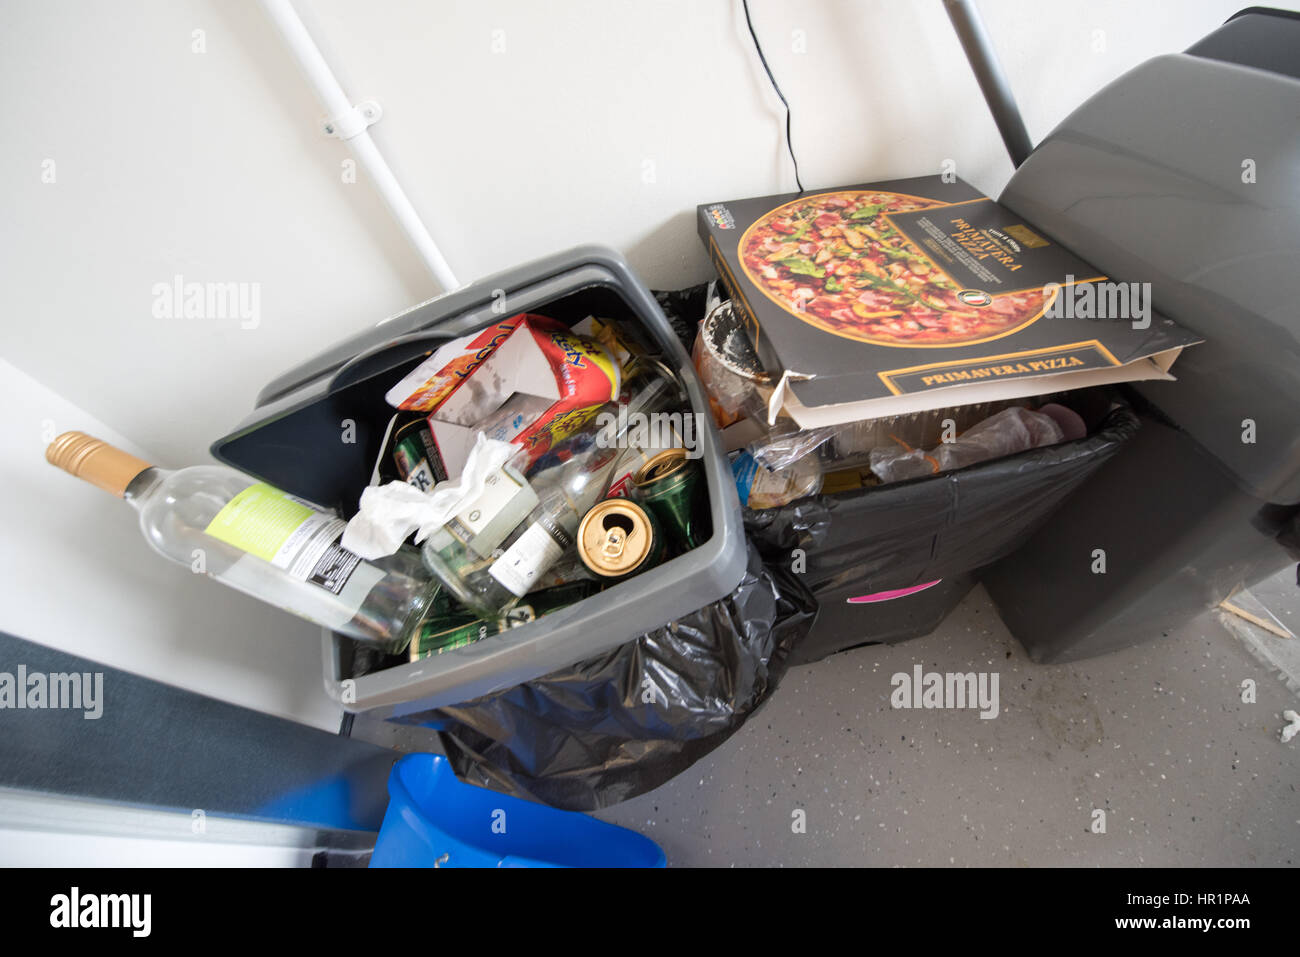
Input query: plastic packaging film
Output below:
<box><xmin>743</xmin><ymin>401</ymin><xmax>1141</xmax><ymax>603</ymax></box>
<box><xmin>869</xmin><ymin>406</ymin><xmax>1065</xmax><ymax>484</ymax></box>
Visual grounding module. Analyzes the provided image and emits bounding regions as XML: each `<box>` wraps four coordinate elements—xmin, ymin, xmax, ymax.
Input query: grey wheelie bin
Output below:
<box><xmin>211</xmin><ymin>246</ymin><xmax>750</xmax><ymax>718</ymax></box>
<box><xmin>982</xmin><ymin>8</ymin><xmax>1300</xmax><ymax>661</ymax></box>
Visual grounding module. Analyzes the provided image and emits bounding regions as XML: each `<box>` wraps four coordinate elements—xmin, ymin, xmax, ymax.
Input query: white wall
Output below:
<box><xmin>2</xmin><ymin>0</ymin><xmax>1284</xmax><ymax>467</ymax></box>
<box><xmin>0</xmin><ymin>0</ymin><xmax>1288</xmax><ymax>724</ymax></box>
<box><xmin>0</xmin><ymin>358</ymin><xmax>341</xmax><ymax>729</ymax></box>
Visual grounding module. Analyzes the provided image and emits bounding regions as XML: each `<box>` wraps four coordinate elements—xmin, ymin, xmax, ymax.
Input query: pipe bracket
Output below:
<box><xmin>321</xmin><ymin>99</ymin><xmax>383</xmax><ymax>140</ymax></box>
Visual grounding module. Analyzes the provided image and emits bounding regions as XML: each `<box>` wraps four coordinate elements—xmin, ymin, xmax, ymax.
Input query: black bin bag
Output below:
<box><xmin>743</xmin><ymin>397</ymin><xmax>1141</xmax><ymax>665</ymax></box>
<box><xmin>398</xmin><ymin>543</ymin><xmax>815</xmax><ymax>811</ymax></box>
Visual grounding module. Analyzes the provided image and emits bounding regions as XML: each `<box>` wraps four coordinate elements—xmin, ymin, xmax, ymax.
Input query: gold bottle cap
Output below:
<box><xmin>45</xmin><ymin>431</ymin><xmax>153</xmax><ymax>498</ymax></box>
<box><xmin>577</xmin><ymin>499</ymin><xmax>655</xmax><ymax>577</ymax></box>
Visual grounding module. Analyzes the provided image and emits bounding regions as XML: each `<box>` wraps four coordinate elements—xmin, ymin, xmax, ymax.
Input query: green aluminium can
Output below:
<box><xmin>409</xmin><ymin>581</ymin><xmax>601</xmax><ymax>661</ymax></box>
<box><xmin>408</xmin><ymin>613</ymin><xmax>506</xmax><ymax>661</ymax></box>
<box><xmin>392</xmin><ymin>418</ymin><xmax>448</xmax><ymax>493</ymax></box>
<box><xmin>631</xmin><ymin>448</ymin><xmax>704</xmax><ymax>551</ymax></box>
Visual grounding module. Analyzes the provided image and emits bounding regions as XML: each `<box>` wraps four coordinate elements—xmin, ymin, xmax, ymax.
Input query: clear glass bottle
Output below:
<box><xmin>46</xmin><ymin>432</ymin><xmax>435</xmax><ymax>652</ymax></box>
<box><xmin>421</xmin><ymin>371</ymin><xmax>681</xmax><ymax>618</ymax></box>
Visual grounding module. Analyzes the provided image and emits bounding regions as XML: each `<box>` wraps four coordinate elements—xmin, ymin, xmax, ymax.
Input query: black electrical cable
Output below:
<box><xmin>741</xmin><ymin>0</ymin><xmax>805</xmax><ymax>193</ymax></box>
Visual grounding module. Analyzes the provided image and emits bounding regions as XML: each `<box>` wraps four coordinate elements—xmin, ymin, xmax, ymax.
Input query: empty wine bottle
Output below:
<box><xmin>46</xmin><ymin>432</ymin><xmax>437</xmax><ymax>652</ymax></box>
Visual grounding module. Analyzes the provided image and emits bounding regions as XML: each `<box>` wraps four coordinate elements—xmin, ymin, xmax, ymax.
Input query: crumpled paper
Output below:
<box><xmin>341</xmin><ymin>433</ymin><xmax>518</xmax><ymax>559</ymax></box>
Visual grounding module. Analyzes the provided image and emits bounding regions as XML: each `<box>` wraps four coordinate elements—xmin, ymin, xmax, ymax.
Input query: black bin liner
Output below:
<box><xmin>744</xmin><ymin>398</ymin><xmax>1141</xmax><ymax>664</ymax></box>
<box><xmin>403</xmin><ymin>543</ymin><xmax>814</xmax><ymax>811</ymax></box>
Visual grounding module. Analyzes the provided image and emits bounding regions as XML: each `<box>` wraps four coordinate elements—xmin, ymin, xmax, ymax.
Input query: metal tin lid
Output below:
<box><xmin>577</xmin><ymin>499</ymin><xmax>656</xmax><ymax>577</ymax></box>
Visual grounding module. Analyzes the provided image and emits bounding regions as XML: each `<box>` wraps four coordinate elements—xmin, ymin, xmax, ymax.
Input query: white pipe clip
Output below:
<box><xmin>260</xmin><ymin>0</ymin><xmax>459</xmax><ymax>290</ymax></box>
<box><xmin>321</xmin><ymin>99</ymin><xmax>383</xmax><ymax>140</ymax></box>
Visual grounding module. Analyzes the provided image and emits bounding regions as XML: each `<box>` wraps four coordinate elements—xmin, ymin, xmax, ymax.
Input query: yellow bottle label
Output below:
<box><xmin>204</xmin><ymin>483</ymin><xmax>321</xmax><ymax>563</ymax></box>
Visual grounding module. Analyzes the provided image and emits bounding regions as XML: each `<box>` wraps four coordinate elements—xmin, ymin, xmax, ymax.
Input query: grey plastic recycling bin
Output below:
<box><xmin>212</xmin><ymin>245</ymin><xmax>748</xmax><ymax>717</ymax></box>
<box><xmin>982</xmin><ymin>9</ymin><xmax>1300</xmax><ymax>662</ymax></box>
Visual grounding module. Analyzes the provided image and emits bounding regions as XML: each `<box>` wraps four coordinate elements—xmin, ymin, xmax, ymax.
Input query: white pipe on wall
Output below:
<box><xmin>260</xmin><ymin>0</ymin><xmax>460</xmax><ymax>292</ymax></box>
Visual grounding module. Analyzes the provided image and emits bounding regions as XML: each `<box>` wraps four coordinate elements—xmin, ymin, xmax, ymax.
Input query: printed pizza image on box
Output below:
<box><xmin>698</xmin><ymin>175</ymin><xmax>1202</xmax><ymax>427</ymax></box>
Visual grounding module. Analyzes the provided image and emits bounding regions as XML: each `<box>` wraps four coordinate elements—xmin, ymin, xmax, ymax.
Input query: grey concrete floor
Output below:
<box><xmin>354</xmin><ymin>569</ymin><xmax>1300</xmax><ymax>867</ymax></box>
<box><xmin>590</xmin><ymin>576</ymin><xmax>1300</xmax><ymax>867</ymax></box>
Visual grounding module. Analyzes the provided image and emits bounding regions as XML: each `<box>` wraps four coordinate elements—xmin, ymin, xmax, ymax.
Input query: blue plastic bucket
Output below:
<box><xmin>369</xmin><ymin>753</ymin><xmax>666</xmax><ymax>868</ymax></box>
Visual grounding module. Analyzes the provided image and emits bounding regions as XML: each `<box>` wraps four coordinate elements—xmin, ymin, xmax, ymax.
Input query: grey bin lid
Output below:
<box><xmin>999</xmin><ymin>52</ymin><xmax>1300</xmax><ymax>504</ymax></box>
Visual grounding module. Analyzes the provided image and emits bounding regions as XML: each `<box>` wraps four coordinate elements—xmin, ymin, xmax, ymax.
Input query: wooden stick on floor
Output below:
<box><xmin>1219</xmin><ymin>599</ymin><xmax>1294</xmax><ymax>640</ymax></box>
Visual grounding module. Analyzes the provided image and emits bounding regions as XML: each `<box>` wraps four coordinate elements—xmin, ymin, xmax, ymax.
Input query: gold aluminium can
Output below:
<box><xmin>576</xmin><ymin>499</ymin><xmax>666</xmax><ymax>580</ymax></box>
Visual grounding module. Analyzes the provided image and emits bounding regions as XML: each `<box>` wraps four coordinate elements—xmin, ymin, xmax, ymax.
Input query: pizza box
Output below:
<box><xmin>697</xmin><ymin>175</ymin><xmax>1202</xmax><ymax>428</ymax></box>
